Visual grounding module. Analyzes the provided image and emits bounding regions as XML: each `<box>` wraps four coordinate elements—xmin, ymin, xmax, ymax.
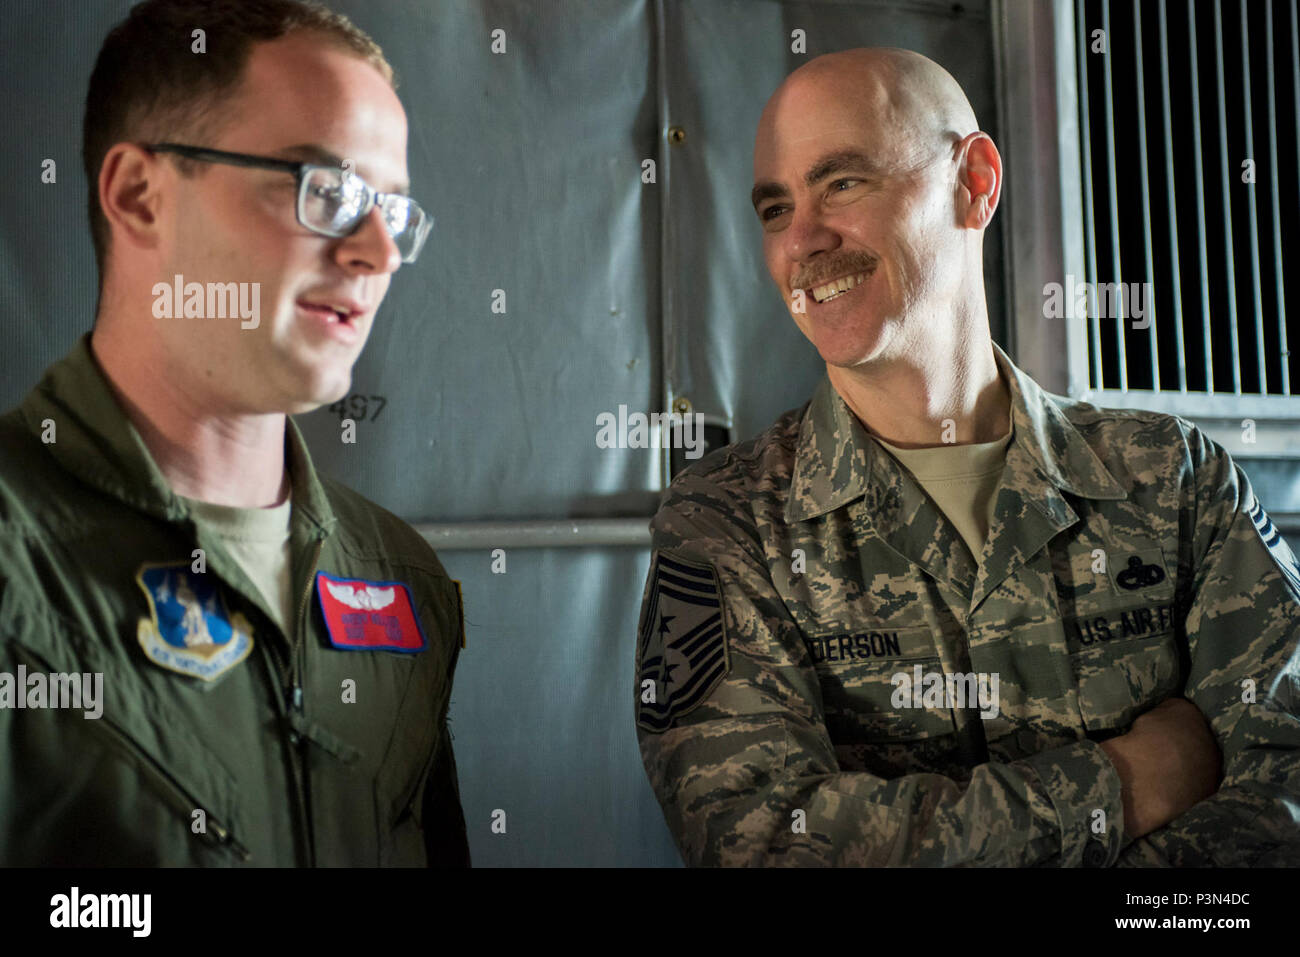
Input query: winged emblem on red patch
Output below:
<box><xmin>315</xmin><ymin>571</ymin><xmax>427</xmax><ymax>652</ymax></box>
<box><xmin>325</xmin><ymin>580</ymin><xmax>396</xmax><ymax>610</ymax></box>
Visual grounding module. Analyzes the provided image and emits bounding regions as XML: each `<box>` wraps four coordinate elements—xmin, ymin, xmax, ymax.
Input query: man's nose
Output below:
<box><xmin>783</xmin><ymin>203</ymin><xmax>840</xmax><ymax>263</ymax></box>
<box><xmin>335</xmin><ymin>206</ymin><xmax>403</xmax><ymax>275</ymax></box>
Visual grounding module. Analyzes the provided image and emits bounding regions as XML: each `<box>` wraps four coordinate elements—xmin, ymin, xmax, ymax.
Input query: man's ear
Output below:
<box><xmin>99</xmin><ymin>143</ymin><xmax>167</xmax><ymax>254</ymax></box>
<box><xmin>956</xmin><ymin>131</ymin><xmax>1001</xmax><ymax>229</ymax></box>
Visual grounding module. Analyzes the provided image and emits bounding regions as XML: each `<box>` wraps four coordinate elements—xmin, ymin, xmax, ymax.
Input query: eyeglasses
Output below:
<box><xmin>145</xmin><ymin>143</ymin><xmax>433</xmax><ymax>263</ymax></box>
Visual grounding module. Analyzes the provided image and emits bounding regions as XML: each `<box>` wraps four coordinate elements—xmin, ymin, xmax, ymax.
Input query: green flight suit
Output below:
<box><xmin>0</xmin><ymin>335</ymin><xmax>469</xmax><ymax>866</ymax></box>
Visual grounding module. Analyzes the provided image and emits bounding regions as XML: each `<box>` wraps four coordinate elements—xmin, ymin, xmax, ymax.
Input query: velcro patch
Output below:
<box><xmin>1107</xmin><ymin>547</ymin><xmax>1171</xmax><ymax>593</ymax></box>
<box><xmin>316</xmin><ymin>572</ymin><xmax>427</xmax><ymax>652</ymax></box>
<box><xmin>802</xmin><ymin>624</ymin><xmax>936</xmax><ymax>665</ymax></box>
<box><xmin>636</xmin><ymin>553</ymin><xmax>729</xmax><ymax>734</ymax></box>
<box><xmin>136</xmin><ymin>562</ymin><xmax>254</xmax><ymax>682</ymax></box>
<box><xmin>1065</xmin><ymin>601</ymin><xmax>1176</xmax><ymax>653</ymax></box>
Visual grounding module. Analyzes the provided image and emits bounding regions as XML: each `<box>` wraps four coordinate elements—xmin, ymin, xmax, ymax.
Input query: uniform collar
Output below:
<box><xmin>18</xmin><ymin>333</ymin><xmax>337</xmax><ymax>534</ymax></box>
<box><xmin>785</xmin><ymin>341</ymin><xmax>1125</xmax><ymax>524</ymax></box>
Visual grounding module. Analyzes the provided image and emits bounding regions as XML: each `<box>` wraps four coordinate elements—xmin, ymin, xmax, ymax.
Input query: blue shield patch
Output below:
<box><xmin>636</xmin><ymin>553</ymin><xmax>729</xmax><ymax>733</ymax></box>
<box><xmin>135</xmin><ymin>563</ymin><xmax>254</xmax><ymax>682</ymax></box>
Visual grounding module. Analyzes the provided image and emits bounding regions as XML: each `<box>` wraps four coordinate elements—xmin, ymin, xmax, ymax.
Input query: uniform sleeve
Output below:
<box><xmin>0</xmin><ymin>636</ymin><xmax>40</xmax><ymax>865</ymax></box>
<box><xmin>1115</xmin><ymin>426</ymin><xmax>1300</xmax><ymax>867</ymax></box>
<box><xmin>422</xmin><ymin>723</ymin><xmax>471</xmax><ymax>867</ymax></box>
<box><xmin>421</xmin><ymin>576</ymin><xmax>470</xmax><ymax>867</ymax></box>
<box><xmin>635</xmin><ymin>475</ymin><xmax>1124</xmax><ymax>867</ymax></box>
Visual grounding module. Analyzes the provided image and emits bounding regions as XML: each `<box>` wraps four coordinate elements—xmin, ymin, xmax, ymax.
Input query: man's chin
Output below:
<box><xmin>283</xmin><ymin>398</ymin><xmax>337</xmax><ymax>416</ymax></box>
<box><xmin>281</xmin><ymin>375</ymin><xmax>353</xmax><ymax>416</ymax></box>
<box><xmin>795</xmin><ymin>308</ymin><xmax>892</xmax><ymax>369</ymax></box>
<box><xmin>813</xmin><ymin>333</ymin><xmax>889</xmax><ymax>371</ymax></box>
<box><xmin>814</xmin><ymin>314</ymin><xmax>907</xmax><ymax>371</ymax></box>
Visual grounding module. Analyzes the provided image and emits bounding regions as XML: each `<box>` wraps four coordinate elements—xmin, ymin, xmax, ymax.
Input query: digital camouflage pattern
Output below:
<box><xmin>636</xmin><ymin>343</ymin><xmax>1300</xmax><ymax>866</ymax></box>
<box><xmin>0</xmin><ymin>336</ymin><xmax>470</xmax><ymax>866</ymax></box>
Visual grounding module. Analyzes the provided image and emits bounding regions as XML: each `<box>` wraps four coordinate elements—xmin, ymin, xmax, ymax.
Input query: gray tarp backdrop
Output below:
<box><xmin>2</xmin><ymin>0</ymin><xmax>1295</xmax><ymax>866</ymax></box>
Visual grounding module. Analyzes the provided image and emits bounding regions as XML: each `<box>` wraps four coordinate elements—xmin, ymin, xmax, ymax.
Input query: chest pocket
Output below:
<box><xmin>1065</xmin><ymin>582</ymin><xmax>1182</xmax><ymax>733</ymax></box>
<box><xmin>804</xmin><ymin>624</ymin><xmax>957</xmax><ymax>742</ymax></box>
<box><xmin>374</xmin><ymin>617</ymin><xmax>445</xmax><ymax>863</ymax></box>
<box><xmin>303</xmin><ymin>569</ymin><xmax>456</xmax><ymax>865</ymax></box>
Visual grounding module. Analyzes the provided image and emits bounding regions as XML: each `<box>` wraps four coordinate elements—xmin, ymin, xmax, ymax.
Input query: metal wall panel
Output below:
<box><xmin>0</xmin><ymin>0</ymin><xmax>108</xmax><ymax>397</ymax></box>
<box><xmin>441</xmin><ymin>547</ymin><xmax>680</xmax><ymax>866</ymax></box>
<box><xmin>301</xmin><ymin>0</ymin><xmax>663</xmax><ymax>521</ymax></box>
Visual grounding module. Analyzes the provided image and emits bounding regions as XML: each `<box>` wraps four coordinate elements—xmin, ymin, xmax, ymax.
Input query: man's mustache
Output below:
<box><xmin>791</xmin><ymin>252</ymin><xmax>879</xmax><ymax>290</ymax></box>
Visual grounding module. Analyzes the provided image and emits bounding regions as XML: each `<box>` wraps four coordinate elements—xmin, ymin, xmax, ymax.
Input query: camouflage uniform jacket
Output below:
<box><xmin>636</xmin><ymin>344</ymin><xmax>1300</xmax><ymax>866</ymax></box>
<box><xmin>0</xmin><ymin>335</ymin><xmax>469</xmax><ymax>866</ymax></box>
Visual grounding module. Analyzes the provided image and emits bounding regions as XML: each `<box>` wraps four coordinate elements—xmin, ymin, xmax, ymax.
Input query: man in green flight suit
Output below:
<box><xmin>635</xmin><ymin>48</ymin><xmax>1300</xmax><ymax>866</ymax></box>
<box><xmin>0</xmin><ymin>0</ymin><xmax>469</xmax><ymax>865</ymax></box>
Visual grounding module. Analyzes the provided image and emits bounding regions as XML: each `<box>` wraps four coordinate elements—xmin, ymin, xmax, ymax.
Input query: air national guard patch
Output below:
<box><xmin>136</xmin><ymin>563</ymin><xmax>254</xmax><ymax>682</ymax></box>
<box><xmin>1248</xmin><ymin>492</ymin><xmax>1300</xmax><ymax>597</ymax></box>
<box><xmin>637</xmin><ymin>553</ymin><xmax>729</xmax><ymax>733</ymax></box>
<box><xmin>316</xmin><ymin>571</ymin><xmax>427</xmax><ymax>653</ymax></box>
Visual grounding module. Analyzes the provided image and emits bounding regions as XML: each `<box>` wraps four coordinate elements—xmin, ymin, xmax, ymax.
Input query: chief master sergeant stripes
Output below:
<box><xmin>633</xmin><ymin>48</ymin><xmax>1300</xmax><ymax>867</ymax></box>
<box><xmin>637</xmin><ymin>554</ymin><xmax>728</xmax><ymax>734</ymax></box>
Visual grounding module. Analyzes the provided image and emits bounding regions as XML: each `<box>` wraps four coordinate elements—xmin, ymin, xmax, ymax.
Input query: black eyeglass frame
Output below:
<box><xmin>144</xmin><ymin>142</ymin><xmax>432</xmax><ymax>263</ymax></box>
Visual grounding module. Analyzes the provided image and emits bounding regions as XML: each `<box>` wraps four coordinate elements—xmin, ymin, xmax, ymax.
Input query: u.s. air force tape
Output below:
<box><xmin>636</xmin><ymin>553</ymin><xmax>730</xmax><ymax>734</ymax></box>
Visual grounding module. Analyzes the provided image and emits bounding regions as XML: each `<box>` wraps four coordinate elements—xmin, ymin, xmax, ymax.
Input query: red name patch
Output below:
<box><xmin>316</xmin><ymin>572</ymin><xmax>427</xmax><ymax>652</ymax></box>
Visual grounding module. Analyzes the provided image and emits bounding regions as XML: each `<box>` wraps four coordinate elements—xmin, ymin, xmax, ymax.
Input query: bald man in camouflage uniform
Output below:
<box><xmin>635</xmin><ymin>48</ymin><xmax>1300</xmax><ymax>866</ymax></box>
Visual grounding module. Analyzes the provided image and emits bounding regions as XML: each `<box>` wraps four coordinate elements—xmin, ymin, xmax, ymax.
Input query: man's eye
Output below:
<box><xmin>759</xmin><ymin>205</ymin><xmax>787</xmax><ymax>222</ymax></box>
<box><xmin>825</xmin><ymin>179</ymin><xmax>866</xmax><ymax>205</ymax></box>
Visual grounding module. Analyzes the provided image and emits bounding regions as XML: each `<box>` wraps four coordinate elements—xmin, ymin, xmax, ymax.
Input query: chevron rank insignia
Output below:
<box><xmin>636</xmin><ymin>553</ymin><xmax>729</xmax><ymax>733</ymax></box>
<box><xmin>1248</xmin><ymin>493</ymin><xmax>1300</xmax><ymax>597</ymax></box>
<box><xmin>316</xmin><ymin>571</ymin><xmax>427</xmax><ymax>652</ymax></box>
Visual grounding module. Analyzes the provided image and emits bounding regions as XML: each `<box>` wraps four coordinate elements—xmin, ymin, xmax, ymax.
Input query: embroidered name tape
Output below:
<box><xmin>315</xmin><ymin>571</ymin><xmax>427</xmax><ymax>653</ymax></box>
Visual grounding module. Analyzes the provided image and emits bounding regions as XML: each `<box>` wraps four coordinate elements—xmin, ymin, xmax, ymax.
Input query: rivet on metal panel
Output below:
<box><xmin>672</xmin><ymin>396</ymin><xmax>692</xmax><ymax>414</ymax></box>
<box><xmin>667</xmin><ymin>126</ymin><xmax>687</xmax><ymax>145</ymax></box>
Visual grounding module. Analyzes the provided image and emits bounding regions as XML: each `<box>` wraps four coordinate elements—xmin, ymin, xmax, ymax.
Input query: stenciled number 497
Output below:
<box><xmin>328</xmin><ymin>394</ymin><xmax>387</xmax><ymax>422</ymax></box>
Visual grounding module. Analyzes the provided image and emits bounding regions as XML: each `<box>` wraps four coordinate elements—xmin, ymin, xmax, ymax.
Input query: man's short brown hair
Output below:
<box><xmin>82</xmin><ymin>0</ymin><xmax>397</xmax><ymax>286</ymax></box>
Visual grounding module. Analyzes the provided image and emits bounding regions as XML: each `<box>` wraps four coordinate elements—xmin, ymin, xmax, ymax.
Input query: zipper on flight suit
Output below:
<box><xmin>94</xmin><ymin>716</ymin><xmax>252</xmax><ymax>862</ymax></box>
<box><xmin>290</xmin><ymin>536</ymin><xmax>324</xmax><ymax>711</ymax></box>
<box><xmin>282</xmin><ymin>534</ymin><xmax>325</xmax><ymax>867</ymax></box>
<box><xmin>7</xmin><ymin>645</ymin><xmax>251</xmax><ymax>862</ymax></box>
